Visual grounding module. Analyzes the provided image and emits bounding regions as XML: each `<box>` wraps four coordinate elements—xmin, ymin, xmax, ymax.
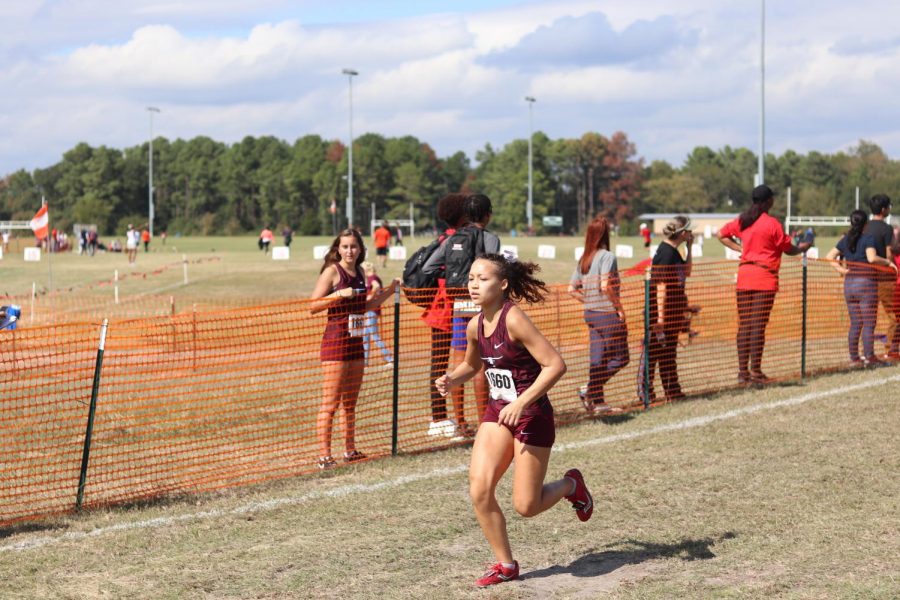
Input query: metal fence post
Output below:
<box><xmin>391</xmin><ymin>285</ymin><xmax>401</xmax><ymax>456</ymax></box>
<box><xmin>76</xmin><ymin>319</ymin><xmax>109</xmax><ymax>511</ymax></box>
<box><xmin>801</xmin><ymin>253</ymin><xmax>808</xmax><ymax>381</ymax></box>
<box><xmin>643</xmin><ymin>267</ymin><xmax>652</xmax><ymax>409</ymax></box>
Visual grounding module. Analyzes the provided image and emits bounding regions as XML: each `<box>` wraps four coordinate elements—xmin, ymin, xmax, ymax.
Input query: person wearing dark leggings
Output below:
<box><xmin>718</xmin><ymin>185</ymin><xmax>811</xmax><ymax>385</ymax></box>
<box><xmin>643</xmin><ymin>215</ymin><xmax>694</xmax><ymax>403</ymax></box>
<box><xmin>735</xmin><ymin>289</ymin><xmax>776</xmax><ymax>380</ymax></box>
<box><xmin>825</xmin><ymin>210</ymin><xmax>898</xmax><ymax>366</ymax></box>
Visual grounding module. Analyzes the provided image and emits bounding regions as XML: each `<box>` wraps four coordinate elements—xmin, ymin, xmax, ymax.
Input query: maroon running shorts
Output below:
<box><xmin>481</xmin><ymin>396</ymin><xmax>555</xmax><ymax>448</ymax></box>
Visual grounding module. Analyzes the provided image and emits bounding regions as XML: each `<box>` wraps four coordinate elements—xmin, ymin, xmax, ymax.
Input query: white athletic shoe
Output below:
<box><xmin>427</xmin><ymin>419</ymin><xmax>460</xmax><ymax>438</ymax></box>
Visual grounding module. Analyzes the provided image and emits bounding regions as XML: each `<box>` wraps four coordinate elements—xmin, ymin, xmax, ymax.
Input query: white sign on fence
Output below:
<box><xmin>24</xmin><ymin>247</ymin><xmax>41</xmax><ymax>262</ymax></box>
<box><xmin>389</xmin><ymin>246</ymin><xmax>407</xmax><ymax>260</ymax></box>
<box><xmin>0</xmin><ymin>247</ymin><xmax>3</xmax><ymax>260</ymax></box>
<box><xmin>537</xmin><ymin>244</ymin><xmax>556</xmax><ymax>259</ymax></box>
<box><xmin>725</xmin><ymin>247</ymin><xmax>742</xmax><ymax>261</ymax></box>
<box><xmin>691</xmin><ymin>244</ymin><xmax>703</xmax><ymax>258</ymax></box>
<box><xmin>649</xmin><ymin>244</ymin><xmax>659</xmax><ymax>258</ymax></box>
<box><xmin>574</xmin><ymin>246</ymin><xmax>584</xmax><ymax>261</ymax></box>
<box><xmin>805</xmin><ymin>247</ymin><xmax>819</xmax><ymax>259</ymax></box>
<box><xmin>614</xmin><ymin>244</ymin><xmax>634</xmax><ymax>258</ymax></box>
<box><xmin>313</xmin><ymin>245</ymin><xmax>329</xmax><ymax>260</ymax></box>
<box><xmin>704</xmin><ymin>225</ymin><xmax>713</xmax><ymax>239</ymax></box>
<box><xmin>500</xmin><ymin>244</ymin><xmax>519</xmax><ymax>258</ymax></box>
<box><xmin>272</xmin><ymin>246</ymin><xmax>290</xmax><ymax>260</ymax></box>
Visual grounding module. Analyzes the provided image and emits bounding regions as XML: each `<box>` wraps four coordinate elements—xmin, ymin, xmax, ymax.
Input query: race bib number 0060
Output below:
<box><xmin>485</xmin><ymin>368</ymin><xmax>518</xmax><ymax>402</ymax></box>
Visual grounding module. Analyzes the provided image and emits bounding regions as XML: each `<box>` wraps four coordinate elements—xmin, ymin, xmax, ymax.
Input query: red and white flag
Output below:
<box><xmin>30</xmin><ymin>204</ymin><xmax>49</xmax><ymax>239</ymax></box>
<box><xmin>329</xmin><ymin>198</ymin><xmax>337</xmax><ymax>215</ymax></box>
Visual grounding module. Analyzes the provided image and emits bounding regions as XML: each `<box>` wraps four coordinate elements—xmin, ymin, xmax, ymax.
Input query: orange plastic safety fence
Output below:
<box><xmin>1</xmin><ymin>258</ymin><xmax>898</xmax><ymax>525</ymax></box>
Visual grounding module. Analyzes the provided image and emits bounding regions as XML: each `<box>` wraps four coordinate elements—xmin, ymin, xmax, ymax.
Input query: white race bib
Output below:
<box><xmin>453</xmin><ymin>300</ymin><xmax>479</xmax><ymax>315</ymax></box>
<box><xmin>348</xmin><ymin>314</ymin><xmax>365</xmax><ymax>337</ymax></box>
<box><xmin>485</xmin><ymin>368</ymin><xmax>518</xmax><ymax>402</ymax></box>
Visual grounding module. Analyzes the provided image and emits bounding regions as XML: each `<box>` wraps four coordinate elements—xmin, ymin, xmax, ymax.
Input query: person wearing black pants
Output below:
<box><xmin>430</xmin><ymin>327</ymin><xmax>453</xmax><ymax>419</ymax></box>
<box><xmin>642</xmin><ymin>216</ymin><xmax>693</xmax><ymax>403</ymax></box>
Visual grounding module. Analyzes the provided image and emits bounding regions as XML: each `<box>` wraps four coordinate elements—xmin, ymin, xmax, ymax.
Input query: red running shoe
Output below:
<box><xmin>564</xmin><ymin>468</ymin><xmax>593</xmax><ymax>522</ymax></box>
<box><xmin>475</xmin><ymin>562</ymin><xmax>519</xmax><ymax>587</ymax></box>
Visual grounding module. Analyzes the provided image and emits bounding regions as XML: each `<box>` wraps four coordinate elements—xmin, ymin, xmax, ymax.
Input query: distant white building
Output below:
<box><xmin>638</xmin><ymin>213</ymin><xmax>739</xmax><ymax>236</ymax></box>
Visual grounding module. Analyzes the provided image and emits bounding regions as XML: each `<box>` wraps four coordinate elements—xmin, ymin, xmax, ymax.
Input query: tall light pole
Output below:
<box><xmin>342</xmin><ymin>68</ymin><xmax>358</xmax><ymax>228</ymax></box>
<box><xmin>758</xmin><ymin>0</ymin><xmax>765</xmax><ymax>185</ymax></box>
<box><xmin>147</xmin><ymin>106</ymin><xmax>161</xmax><ymax>236</ymax></box>
<box><xmin>525</xmin><ymin>96</ymin><xmax>536</xmax><ymax>231</ymax></box>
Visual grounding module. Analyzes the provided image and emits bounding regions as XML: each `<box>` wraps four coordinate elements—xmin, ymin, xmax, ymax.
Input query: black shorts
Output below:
<box><xmin>376</xmin><ymin>247</ymin><xmax>388</xmax><ymax>256</ymax></box>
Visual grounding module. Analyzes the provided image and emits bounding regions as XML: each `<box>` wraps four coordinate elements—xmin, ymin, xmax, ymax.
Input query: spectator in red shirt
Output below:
<box><xmin>717</xmin><ymin>185</ymin><xmax>811</xmax><ymax>385</ymax></box>
<box><xmin>640</xmin><ymin>223</ymin><xmax>652</xmax><ymax>248</ymax></box>
<box><xmin>373</xmin><ymin>221</ymin><xmax>392</xmax><ymax>267</ymax></box>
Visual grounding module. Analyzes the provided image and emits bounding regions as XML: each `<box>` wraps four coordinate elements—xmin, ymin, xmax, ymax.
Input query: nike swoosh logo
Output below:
<box><xmin>493</xmin><ymin>343</ymin><xmax>504</xmax><ymax>349</ymax></box>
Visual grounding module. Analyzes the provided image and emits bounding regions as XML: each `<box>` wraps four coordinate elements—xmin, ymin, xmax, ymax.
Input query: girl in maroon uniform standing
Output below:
<box><xmin>310</xmin><ymin>229</ymin><xmax>397</xmax><ymax>469</ymax></box>
<box><xmin>436</xmin><ymin>253</ymin><xmax>593</xmax><ymax>588</ymax></box>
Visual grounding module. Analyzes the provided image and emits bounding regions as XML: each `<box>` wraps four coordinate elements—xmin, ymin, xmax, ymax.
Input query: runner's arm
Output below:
<box><xmin>435</xmin><ymin>317</ymin><xmax>482</xmax><ymax>395</ymax></box>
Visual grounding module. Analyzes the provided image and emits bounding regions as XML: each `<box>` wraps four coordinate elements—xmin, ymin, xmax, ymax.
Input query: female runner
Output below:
<box><xmin>436</xmin><ymin>253</ymin><xmax>593</xmax><ymax>588</ymax></box>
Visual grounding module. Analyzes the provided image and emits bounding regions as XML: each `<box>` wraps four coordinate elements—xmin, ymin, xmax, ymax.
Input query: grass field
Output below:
<box><xmin>1</xmin><ymin>233</ymin><xmax>844</xmax><ymax>307</ymax></box>
<box><xmin>0</xmin><ymin>367</ymin><xmax>897</xmax><ymax>598</ymax></box>
<box><xmin>3</xmin><ymin>232</ymin><xmax>895</xmax><ymax>598</ymax></box>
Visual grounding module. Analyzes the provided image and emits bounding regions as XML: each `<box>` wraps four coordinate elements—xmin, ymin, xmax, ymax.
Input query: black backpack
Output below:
<box><xmin>444</xmin><ymin>226</ymin><xmax>485</xmax><ymax>295</ymax></box>
<box><xmin>402</xmin><ymin>237</ymin><xmax>444</xmax><ymax>308</ymax></box>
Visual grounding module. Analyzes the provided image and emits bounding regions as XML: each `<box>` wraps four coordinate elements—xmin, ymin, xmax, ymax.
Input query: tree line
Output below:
<box><xmin>1</xmin><ymin>133</ymin><xmax>897</xmax><ymax>237</ymax></box>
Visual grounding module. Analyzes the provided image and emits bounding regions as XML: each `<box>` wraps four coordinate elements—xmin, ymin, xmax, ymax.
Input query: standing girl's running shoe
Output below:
<box><xmin>436</xmin><ymin>253</ymin><xmax>593</xmax><ymax>588</ymax></box>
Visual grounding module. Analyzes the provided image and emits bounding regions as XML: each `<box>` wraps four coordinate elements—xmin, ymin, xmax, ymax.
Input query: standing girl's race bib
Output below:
<box><xmin>348</xmin><ymin>314</ymin><xmax>365</xmax><ymax>337</ymax></box>
<box><xmin>485</xmin><ymin>368</ymin><xmax>518</xmax><ymax>401</ymax></box>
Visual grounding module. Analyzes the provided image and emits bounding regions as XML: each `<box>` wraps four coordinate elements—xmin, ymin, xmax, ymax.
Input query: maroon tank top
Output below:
<box><xmin>477</xmin><ymin>301</ymin><xmax>547</xmax><ymax>404</ymax></box>
<box><xmin>328</xmin><ymin>264</ymin><xmax>366</xmax><ymax>319</ymax></box>
<box><xmin>320</xmin><ymin>263</ymin><xmax>367</xmax><ymax>361</ymax></box>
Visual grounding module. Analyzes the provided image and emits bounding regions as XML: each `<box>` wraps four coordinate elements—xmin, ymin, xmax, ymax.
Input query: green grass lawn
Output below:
<box><xmin>1</xmin><ymin>367</ymin><xmax>896</xmax><ymax>599</ymax></box>
<box><xmin>1</xmin><ymin>233</ymin><xmax>843</xmax><ymax>309</ymax></box>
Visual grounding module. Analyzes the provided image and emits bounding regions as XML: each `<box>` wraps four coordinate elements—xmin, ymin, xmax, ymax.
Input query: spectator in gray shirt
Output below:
<box><xmin>568</xmin><ymin>215</ymin><xmax>629</xmax><ymax>414</ymax></box>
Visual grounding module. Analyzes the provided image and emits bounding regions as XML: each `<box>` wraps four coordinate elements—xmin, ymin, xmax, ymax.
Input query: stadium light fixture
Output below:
<box><xmin>342</xmin><ymin>68</ymin><xmax>358</xmax><ymax>228</ymax></box>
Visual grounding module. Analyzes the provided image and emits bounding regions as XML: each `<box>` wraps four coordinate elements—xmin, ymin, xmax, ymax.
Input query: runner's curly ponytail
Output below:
<box><xmin>478</xmin><ymin>253</ymin><xmax>548</xmax><ymax>303</ymax></box>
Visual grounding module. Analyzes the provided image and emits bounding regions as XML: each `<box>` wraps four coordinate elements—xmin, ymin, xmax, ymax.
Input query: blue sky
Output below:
<box><xmin>1</xmin><ymin>0</ymin><xmax>899</xmax><ymax>176</ymax></box>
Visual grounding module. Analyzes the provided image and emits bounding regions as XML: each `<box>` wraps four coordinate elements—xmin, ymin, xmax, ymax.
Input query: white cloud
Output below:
<box><xmin>1</xmin><ymin>0</ymin><xmax>900</xmax><ymax>177</ymax></box>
